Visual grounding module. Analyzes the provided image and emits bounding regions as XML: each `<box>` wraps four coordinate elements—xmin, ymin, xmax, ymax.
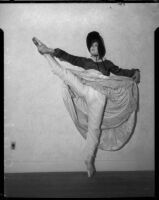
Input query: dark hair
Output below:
<box><xmin>86</xmin><ymin>31</ymin><xmax>106</xmax><ymax>59</ymax></box>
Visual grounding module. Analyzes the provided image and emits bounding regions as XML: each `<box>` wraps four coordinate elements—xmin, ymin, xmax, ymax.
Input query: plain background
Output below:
<box><xmin>2</xmin><ymin>3</ymin><xmax>158</xmax><ymax>172</ymax></box>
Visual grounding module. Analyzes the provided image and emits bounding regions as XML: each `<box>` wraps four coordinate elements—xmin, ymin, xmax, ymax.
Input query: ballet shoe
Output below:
<box><xmin>32</xmin><ymin>37</ymin><xmax>42</xmax><ymax>47</ymax></box>
<box><xmin>84</xmin><ymin>160</ymin><xmax>96</xmax><ymax>178</ymax></box>
<box><xmin>32</xmin><ymin>37</ymin><xmax>50</xmax><ymax>55</ymax></box>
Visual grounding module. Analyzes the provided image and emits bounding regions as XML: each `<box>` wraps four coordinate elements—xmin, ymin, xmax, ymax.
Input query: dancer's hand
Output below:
<box><xmin>132</xmin><ymin>70</ymin><xmax>140</xmax><ymax>84</ymax></box>
<box><xmin>37</xmin><ymin>44</ymin><xmax>53</xmax><ymax>55</ymax></box>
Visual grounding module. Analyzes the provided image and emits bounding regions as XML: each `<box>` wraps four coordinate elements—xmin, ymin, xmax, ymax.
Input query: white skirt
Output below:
<box><xmin>62</xmin><ymin>68</ymin><xmax>138</xmax><ymax>151</ymax></box>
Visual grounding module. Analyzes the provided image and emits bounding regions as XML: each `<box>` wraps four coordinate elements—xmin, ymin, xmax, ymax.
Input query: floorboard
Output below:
<box><xmin>4</xmin><ymin>171</ymin><xmax>154</xmax><ymax>198</ymax></box>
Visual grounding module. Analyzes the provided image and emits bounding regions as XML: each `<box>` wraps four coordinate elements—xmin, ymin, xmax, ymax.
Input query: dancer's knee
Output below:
<box><xmin>87</xmin><ymin>127</ymin><xmax>101</xmax><ymax>143</ymax></box>
<box><xmin>87</xmin><ymin>88</ymin><xmax>106</xmax><ymax>106</ymax></box>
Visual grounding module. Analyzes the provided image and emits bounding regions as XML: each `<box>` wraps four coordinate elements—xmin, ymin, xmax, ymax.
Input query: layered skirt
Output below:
<box><xmin>62</xmin><ymin>69</ymin><xmax>138</xmax><ymax>151</ymax></box>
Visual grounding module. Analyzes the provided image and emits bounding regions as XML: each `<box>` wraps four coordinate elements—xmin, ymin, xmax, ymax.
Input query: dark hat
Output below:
<box><xmin>86</xmin><ymin>31</ymin><xmax>106</xmax><ymax>58</ymax></box>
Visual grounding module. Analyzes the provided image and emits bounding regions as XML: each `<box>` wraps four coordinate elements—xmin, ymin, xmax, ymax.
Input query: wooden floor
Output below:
<box><xmin>4</xmin><ymin>171</ymin><xmax>154</xmax><ymax>198</ymax></box>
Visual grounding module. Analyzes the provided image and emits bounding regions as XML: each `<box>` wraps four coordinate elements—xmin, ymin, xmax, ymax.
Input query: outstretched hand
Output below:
<box><xmin>132</xmin><ymin>70</ymin><xmax>140</xmax><ymax>84</ymax></box>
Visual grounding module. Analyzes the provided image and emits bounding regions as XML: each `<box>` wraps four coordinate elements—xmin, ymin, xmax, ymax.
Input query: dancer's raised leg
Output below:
<box><xmin>32</xmin><ymin>37</ymin><xmax>89</xmax><ymax>98</ymax></box>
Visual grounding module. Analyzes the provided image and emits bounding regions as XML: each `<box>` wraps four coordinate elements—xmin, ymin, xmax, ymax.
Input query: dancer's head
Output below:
<box><xmin>86</xmin><ymin>31</ymin><xmax>106</xmax><ymax>59</ymax></box>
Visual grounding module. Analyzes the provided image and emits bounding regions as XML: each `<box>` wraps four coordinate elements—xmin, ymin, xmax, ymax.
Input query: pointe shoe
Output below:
<box><xmin>84</xmin><ymin>160</ymin><xmax>95</xmax><ymax>178</ymax></box>
<box><xmin>32</xmin><ymin>37</ymin><xmax>51</xmax><ymax>55</ymax></box>
<box><xmin>32</xmin><ymin>37</ymin><xmax>42</xmax><ymax>47</ymax></box>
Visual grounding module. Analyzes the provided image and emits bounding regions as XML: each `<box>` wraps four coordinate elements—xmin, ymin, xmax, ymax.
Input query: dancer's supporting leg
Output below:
<box><xmin>85</xmin><ymin>87</ymin><xmax>106</xmax><ymax>177</ymax></box>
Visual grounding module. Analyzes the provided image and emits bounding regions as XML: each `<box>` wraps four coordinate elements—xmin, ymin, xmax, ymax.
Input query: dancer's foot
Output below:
<box><xmin>32</xmin><ymin>37</ymin><xmax>43</xmax><ymax>47</ymax></box>
<box><xmin>32</xmin><ymin>37</ymin><xmax>53</xmax><ymax>55</ymax></box>
<box><xmin>84</xmin><ymin>159</ymin><xmax>96</xmax><ymax>178</ymax></box>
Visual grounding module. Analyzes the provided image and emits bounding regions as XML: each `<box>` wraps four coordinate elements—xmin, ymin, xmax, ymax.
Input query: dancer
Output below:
<box><xmin>32</xmin><ymin>32</ymin><xmax>140</xmax><ymax>177</ymax></box>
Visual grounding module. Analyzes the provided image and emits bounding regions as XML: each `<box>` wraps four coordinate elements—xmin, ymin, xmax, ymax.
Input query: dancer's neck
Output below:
<box><xmin>90</xmin><ymin>55</ymin><xmax>102</xmax><ymax>62</ymax></box>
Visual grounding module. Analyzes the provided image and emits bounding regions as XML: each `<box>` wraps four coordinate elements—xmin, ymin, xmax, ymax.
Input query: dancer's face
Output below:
<box><xmin>90</xmin><ymin>41</ymin><xmax>99</xmax><ymax>57</ymax></box>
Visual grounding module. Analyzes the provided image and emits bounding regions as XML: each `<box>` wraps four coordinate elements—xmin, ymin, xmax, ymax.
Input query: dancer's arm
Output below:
<box><xmin>34</xmin><ymin>41</ymin><xmax>88</xmax><ymax>69</ymax></box>
<box><xmin>106</xmin><ymin>60</ymin><xmax>140</xmax><ymax>84</ymax></box>
<box><xmin>51</xmin><ymin>48</ymin><xmax>88</xmax><ymax>69</ymax></box>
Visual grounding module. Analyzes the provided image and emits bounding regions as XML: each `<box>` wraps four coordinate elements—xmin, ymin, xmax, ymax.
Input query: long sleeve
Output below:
<box><xmin>52</xmin><ymin>48</ymin><xmax>88</xmax><ymax>69</ymax></box>
<box><xmin>106</xmin><ymin>60</ymin><xmax>138</xmax><ymax>77</ymax></box>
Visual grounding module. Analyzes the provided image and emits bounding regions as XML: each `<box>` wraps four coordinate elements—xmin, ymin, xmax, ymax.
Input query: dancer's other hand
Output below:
<box><xmin>132</xmin><ymin>70</ymin><xmax>140</xmax><ymax>84</ymax></box>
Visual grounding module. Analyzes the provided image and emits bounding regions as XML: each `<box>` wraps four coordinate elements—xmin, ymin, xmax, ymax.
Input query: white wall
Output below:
<box><xmin>2</xmin><ymin>3</ymin><xmax>158</xmax><ymax>172</ymax></box>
